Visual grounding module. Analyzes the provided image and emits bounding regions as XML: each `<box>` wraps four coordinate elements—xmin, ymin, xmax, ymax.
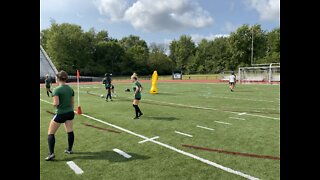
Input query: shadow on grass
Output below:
<box><xmin>62</xmin><ymin>150</ymin><xmax>150</xmax><ymax>162</ymax></box>
<box><xmin>147</xmin><ymin>116</ymin><xmax>179</xmax><ymax>121</ymax></box>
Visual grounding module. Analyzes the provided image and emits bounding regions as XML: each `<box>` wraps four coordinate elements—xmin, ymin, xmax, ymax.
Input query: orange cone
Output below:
<box><xmin>77</xmin><ymin>106</ymin><xmax>82</xmax><ymax>114</ymax></box>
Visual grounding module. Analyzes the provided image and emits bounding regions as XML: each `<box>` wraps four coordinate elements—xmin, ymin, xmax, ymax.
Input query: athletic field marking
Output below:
<box><xmin>84</xmin><ymin>91</ymin><xmax>279</xmax><ymax>120</ymax></box>
<box><xmin>66</xmin><ymin>161</ymin><xmax>84</xmax><ymax>174</ymax></box>
<box><xmin>238</xmin><ymin>112</ymin><xmax>247</xmax><ymax>115</ymax></box>
<box><xmin>196</xmin><ymin>125</ymin><xmax>214</xmax><ymax>131</ymax></box>
<box><xmin>82</xmin><ymin>123</ymin><xmax>121</xmax><ymax>133</ymax></box>
<box><xmin>113</xmin><ymin>148</ymin><xmax>132</xmax><ymax>158</ymax></box>
<box><xmin>210</xmin><ymin>95</ymin><xmax>277</xmax><ymax>103</ymax></box>
<box><xmin>160</xmin><ymin>91</ymin><xmax>278</xmax><ymax>103</ymax></box>
<box><xmin>214</xmin><ymin>121</ymin><xmax>232</xmax><ymax>125</ymax></box>
<box><xmin>182</xmin><ymin>145</ymin><xmax>280</xmax><ymax>160</ymax></box>
<box><xmin>175</xmin><ymin>131</ymin><xmax>193</xmax><ymax>137</ymax></box>
<box><xmin>40</xmin><ymin>99</ymin><xmax>52</xmax><ymax>104</ymax></box>
<box><xmin>229</xmin><ymin>117</ymin><xmax>246</xmax><ymax>120</ymax></box>
<box><xmin>143</xmin><ymin>99</ymin><xmax>279</xmax><ymax>120</ymax></box>
<box><xmin>40</xmin><ymin>99</ymin><xmax>260</xmax><ymax>180</ymax></box>
<box><xmin>46</xmin><ymin>110</ymin><xmax>55</xmax><ymax>115</ymax></box>
<box><xmin>139</xmin><ymin>136</ymin><xmax>159</xmax><ymax>144</ymax></box>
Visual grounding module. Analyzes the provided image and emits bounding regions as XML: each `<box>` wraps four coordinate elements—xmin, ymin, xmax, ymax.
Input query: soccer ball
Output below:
<box><xmin>100</xmin><ymin>94</ymin><xmax>104</xmax><ymax>98</ymax></box>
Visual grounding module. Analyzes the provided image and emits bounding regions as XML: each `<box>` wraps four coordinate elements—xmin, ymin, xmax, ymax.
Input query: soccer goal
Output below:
<box><xmin>238</xmin><ymin>63</ymin><xmax>280</xmax><ymax>84</ymax></box>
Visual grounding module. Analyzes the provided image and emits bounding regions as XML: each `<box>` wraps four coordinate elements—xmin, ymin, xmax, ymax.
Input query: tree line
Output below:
<box><xmin>40</xmin><ymin>22</ymin><xmax>279</xmax><ymax>76</ymax></box>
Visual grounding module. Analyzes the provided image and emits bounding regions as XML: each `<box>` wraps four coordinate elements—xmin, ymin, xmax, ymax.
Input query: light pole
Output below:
<box><xmin>251</xmin><ymin>26</ymin><xmax>254</xmax><ymax>66</ymax></box>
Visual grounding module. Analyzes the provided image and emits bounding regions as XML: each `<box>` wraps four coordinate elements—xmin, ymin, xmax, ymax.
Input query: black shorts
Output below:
<box><xmin>135</xmin><ymin>97</ymin><xmax>141</xmax><ymax>100</ymax></box>
<box><xmin>53</xmin><ymin>111</ymin><xmax>75</xmax><ymax>123</ymax></box>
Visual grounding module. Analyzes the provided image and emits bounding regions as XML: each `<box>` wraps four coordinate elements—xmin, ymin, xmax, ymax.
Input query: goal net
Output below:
<box><xmin>238</xmin><ymin>63</ymin><xmax>280</xmax><ymax>84</ymax></box>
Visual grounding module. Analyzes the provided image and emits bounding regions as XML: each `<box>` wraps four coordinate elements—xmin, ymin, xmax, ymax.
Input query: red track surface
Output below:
<box><xmin>182</xmin><ymin>144</ymin><xmax>280</xmax><ymax>160</ymax></box>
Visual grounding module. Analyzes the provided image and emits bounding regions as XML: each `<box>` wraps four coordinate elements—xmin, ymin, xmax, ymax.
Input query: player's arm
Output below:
<box><xmin>53</xmin><ymin>95</ymin><xmax>59</xmax><ymax>108</ymax></box>
<box><xmin>71</xmin><ymin>96</ymin><xmax>74</xmax><ymax>110</ymax></box>
<box><xmin>135</xmin><ymin>85</ymin><xmax>139</xmax><ymax>94</ymax></box>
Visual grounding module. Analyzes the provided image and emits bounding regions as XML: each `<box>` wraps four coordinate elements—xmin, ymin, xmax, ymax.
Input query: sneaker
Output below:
<box><xmin>133</xmin><ymin>116</ymin><xmax>139</xmax><ymax>119</ymax></box>
<box><xmin>64</xmin><ymin>149</ymin><xmax>73</xmax><ymax>154</ymax></box>
<box><xmin>45</xmin><ymin>153</ymin><xmax>55</xmax><ymax>161</ymax></box>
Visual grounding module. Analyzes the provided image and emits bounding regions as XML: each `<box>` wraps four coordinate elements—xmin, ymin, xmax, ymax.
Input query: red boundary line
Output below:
<box><xmin>182</xmin><ymin>144</ymin><xmax>280</xmax><ymax>160</ymax></box>
<box><xmin>82</xmin><ymin>123</ymin><xmax>121</xmax><ymax>133</ymax></box>
<box><xmin>46</xmin><ymin>110</ymin><xmax>55</xmax><ymax>115</ymax></box>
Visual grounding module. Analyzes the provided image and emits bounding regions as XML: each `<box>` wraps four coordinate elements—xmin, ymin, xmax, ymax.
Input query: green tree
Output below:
<box><xmin>228</xmin><ymin>24</ymin><xmax>267</xmax><ymax>69</ymax></box>
<box><xmin>169</xmin><ymin>35</ymin><xmax>196</xmax><ymax>73</ymax></box>
<box><xmin>119</xmin><ymin>35</ymin><xmax>149</xmax><ymax>75</ymax></box>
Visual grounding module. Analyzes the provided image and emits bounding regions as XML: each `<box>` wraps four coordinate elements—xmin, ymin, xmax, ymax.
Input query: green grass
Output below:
<box><xmin>40</xmin><ymin>82</ymin><xmax>280</xmax><ymax>180</ymax></box>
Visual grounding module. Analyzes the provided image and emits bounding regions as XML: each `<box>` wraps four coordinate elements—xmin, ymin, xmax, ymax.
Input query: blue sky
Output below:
<box><xmin>40</xmin><ymin>0</ymin><xmax>279</xmax><ymax>45</ymax></box>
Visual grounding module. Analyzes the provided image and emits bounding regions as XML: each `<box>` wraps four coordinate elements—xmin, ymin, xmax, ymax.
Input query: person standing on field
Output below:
<box><xmin>229</xmin><ymin>72</ymin><xmax>236</xmax><ymax>92</ymax></box>
<box><xmin>45</xmin><ymin>70</ymin><xmax>75</xmax><ymax>161</ymax></box>
<box><xmin>131</xmin><ymin>73</ymin><xmax>143</xmax><ymax>119</ymax></box>
<box><xmin>102</xmin><ymin>73</ymin><xmax>113</xmax><ymax>101</ymax></box>
<box><xmin>45</xmin><ymin>74</ymin><xmax>53</xmax><ymax>97</ymax></box>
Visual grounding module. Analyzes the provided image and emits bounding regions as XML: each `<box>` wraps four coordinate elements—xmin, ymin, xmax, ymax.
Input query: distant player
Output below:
<box><xmin>131</xmin><ymin>73</ymin><xmax>143</xmax><ymax>119</ymax></box>
<box><xmin>229</xmin><ymin>72</ymin><xmax>236</xmax><ymax>92</ymax></box>
<box><xmin>102</xmin><ymin>73</ymin><xmax>113</xmax><ymax>101</ymax></box>
<box><xmin>45</xmin><ymin>74</ymin><xmax>53</xmax><ymax>97</ymax></box>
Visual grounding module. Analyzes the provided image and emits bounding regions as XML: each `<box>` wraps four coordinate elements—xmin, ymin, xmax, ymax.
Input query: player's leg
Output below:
<box><xmin>46</xmin><ymin>119</ymin><xmax>61</xmax><ymax>160</ymax></box>
<box><xmin>132</xmin><ymin>99</ymin><xmax>139</xmax><ymax>119</ymax></box>
<box><xmin>64</xmin><ymin>120</ymin><xmax>74</xmax><ymax>154</ymax></box>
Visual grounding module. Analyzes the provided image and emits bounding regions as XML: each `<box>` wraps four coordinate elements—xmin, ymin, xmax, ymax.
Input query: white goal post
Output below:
<box><xmin>238</xmin><ymin>63</ymin><xmax>280</xmax><ymax>84</ymax></box>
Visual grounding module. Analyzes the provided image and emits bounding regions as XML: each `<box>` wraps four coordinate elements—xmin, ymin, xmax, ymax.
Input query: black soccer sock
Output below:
<box><xmin>67</xmin><ymin>131</ymin><xmax>74</xmax><ymax>151</ymax></box>
<box><xmin>49</xmin><ymin>90</ymin><xmax>52</xmax><ymax>94</ymax></box>
<box><xmin>47</xmin><ymin>91</ymin><xmax>49</xmax><ymax>97</ymax></box>
<box><xmin>133</xmin><ymin>104</ymin><xmax>138</xmax><ymax>117</ymax></box>
<box><xmin>136</xmin><ymin>105</ymin><xmax>142</xmax><ymax>115</ymax></box>
<box><xmin>48</xmin><ymin>134</ymin><xmax>55</xmax><ymax>155</ymax></box>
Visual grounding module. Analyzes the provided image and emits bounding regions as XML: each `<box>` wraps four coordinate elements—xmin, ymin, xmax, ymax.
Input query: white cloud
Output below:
<box><xmin>95</xmin><ymin>0</ymin><xmax>213</xmax><ymax>32</ymax></box>
<box><xmin>224</xmin><ymin>22</ymin><xmax>240</xmax><ymax>33</ymax></box>
<box><xmin>245</xmin><ymin>0</ymin><xmax>280</xmax><ymax>22</ymax></box>
<box><xmin>95</xmin><ymin>0</ymin><xmax>129</xmax><ymax>21</ymax></box>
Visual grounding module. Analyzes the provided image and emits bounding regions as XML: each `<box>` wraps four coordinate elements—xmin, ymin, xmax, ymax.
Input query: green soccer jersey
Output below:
<box><xmin>45</xmin><ymin>78</ymin><xmax>51</xmax><ymax>88</ymax></box>
<box><xmin>132</xmin><ymin>81</ymin><xmax>142</xmax><ymax>99</ymax></box>
<box><xmin>52</xmin><ymin>85</ymin><xmax>74</xmax><ymax>114</ymax></box>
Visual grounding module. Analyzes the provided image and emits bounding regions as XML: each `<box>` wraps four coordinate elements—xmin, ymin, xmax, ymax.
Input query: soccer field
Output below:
<box><xmin>40</xmin><ymin>81</ymin><xmax>280</xmax><ymax>180</ymax></box>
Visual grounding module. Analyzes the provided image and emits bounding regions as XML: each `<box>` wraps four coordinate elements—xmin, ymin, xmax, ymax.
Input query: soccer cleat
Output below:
<box><xmin>64</xmin><ymin>149</ymin><xmax>73</xmax><ymax>154</ymax></box>
<box><xmin>138</xmin><ymin>113</ymin><xmax>143</xmax><ymax>117</ymax></box>
<box><xmin>133</xmin><ymin>116</ymin><xmax>139</xmax><ymax>119</ymax></box>
<box><xmin>45</xmin><ymin>153</ymin><xmax>55</xmax><ymax>161</ymax></box>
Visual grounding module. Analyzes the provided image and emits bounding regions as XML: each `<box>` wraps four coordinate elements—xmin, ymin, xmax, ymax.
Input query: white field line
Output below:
<box><xmin>66</xmin><ymin>161</ymin><xmax>84</xmax><ymax>174</ymax></box>
<box><xmin>113</xmin><ymin>148</ymin><xmax>132</xmax><ymax>158</ymax></box>
<box><xmin>40</xmin><ymin>99</ymin><xmax>259</xmax><ymax>180</ymax></box>
<box><xmin>174</xmin><ymin>131</ymin><xmax>193</xmax><ymax>137</ymax></box>
<box><xmin>196</xmin><ymin>125</ymin><xmax>214</xmax><ymax>131</ymax></box>
<box><xmin>86</xmin><ymin>92</ymin><xmax>280</xmax><ymax>121</ymax></box>
<box><xmin>160</xmin><ymin>91</ymin><xmax>278</xmax><ymax>103</ymax></box>
<box><xmin>214</xmin><ymin>121</ymin><xmax>232</xmax><ymax>125</ymax></box>
<box><xmin>139</xmin><ymin>136</ymin><xmax>159</xmax><ymax>144</ymax></box>
<box><xmin>210</xmin><ymin>95</ymin><xmax>277</xmax><ymax>103</ymax></box>
<box><xmin>142</xmin><ymin>99</ymin><xmax>279</xmax><ymax>120</ymax></box>
<box><xmin>229</xmin><ymin>117</ymin><xmax>246</xmax><ymax>120</ymax></box>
